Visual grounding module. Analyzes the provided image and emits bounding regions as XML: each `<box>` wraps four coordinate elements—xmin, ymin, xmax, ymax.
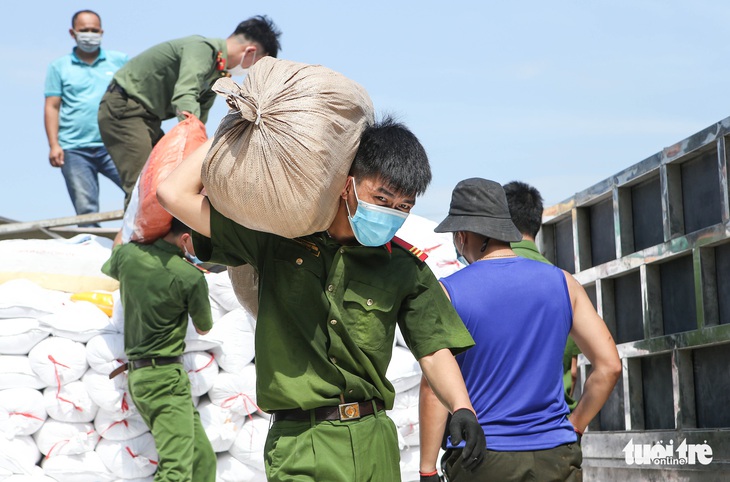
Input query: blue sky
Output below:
<box><xmin>4</xmin><ymin>1</ymin><xmax>730</xmax><ymax>226</ymax></box>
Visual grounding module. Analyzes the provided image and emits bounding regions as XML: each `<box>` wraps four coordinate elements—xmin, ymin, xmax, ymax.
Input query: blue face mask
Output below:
<box><xmin>454</xmin><ymin>233</ymin><xmax>469</xmax><ymax>266</ymax></box>
<box><xmin>184</xmin><ymin>247</ymin><xmax>203</xmax><ymax>265</ymax></box>
<box><xmin>346</xmin><ymin>179</ymin><xmax>409</xmax><ymax>247</ymax></box>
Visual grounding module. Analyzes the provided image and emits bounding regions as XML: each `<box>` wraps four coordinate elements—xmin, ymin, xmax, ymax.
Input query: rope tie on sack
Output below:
<box><xmin>45</xmin><ymin>430</ymin><xmax>96</xmax><ymax>459</ymax></box>
<box><xmin>48</xmin><ymin>354</ymin><xmax>82</xmax><ymax>412</ymax></box>
<box><xmin>125</xmin><ymin>446</ymin><xmax>158</xmax><ymax>466</ymax></box>
<box><xmin>189</xmin><ymin>353</ymin><xmax>216</xmax><ymax>373</ymax></box>
<box><xmin>221</xmin><ymin>392</ymin><xmax>259</xmax><ymax>424</ymax></box>
<box><xmin>101</xmin><ymin>419</ymin><xmax>129</xmax><ymax>436</ymax></box>
<box><xmin>121</xmin><ymin>392</ymin><xmax>130</xmax><ymax>413</ymax></box>
<box><xmin>218</xmin><ymin>85</ymin><xmax>263</xmax><ymax>127</ymax></box>
<box><xmin>9</xmin><ymin>411</ymin><xmax>44</xmax><ymax>421</ymax></box>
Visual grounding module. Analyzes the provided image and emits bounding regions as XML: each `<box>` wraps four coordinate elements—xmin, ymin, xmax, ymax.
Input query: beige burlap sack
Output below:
<box><xmin>202</xmin><ymin>57</ymin><xmax>374</xmax><ymax>238</ymax></box>
<box><xmin>227</xmin><ymin>264</ymin><xmax>259</xmax><ymax>319</ymax></box>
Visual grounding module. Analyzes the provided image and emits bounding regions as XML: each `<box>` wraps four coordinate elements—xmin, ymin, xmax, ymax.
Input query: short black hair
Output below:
<box><xmin>71</xmin><ymin>10</ymin><xmax>101</xmax><ymax>28</ymax></box>
<box><xmin>169</xmin><ymin>217</ymin><xmax>192</xmax><ymax>236</ymax></box>
<box><xmin>231</xmin><ymin>15</ymin><xmax>282</xmax><ymax>58</ymax></box>
<box><xmin>349</xmin><ymin>116</ymin><xmax>431</xmax><ymax>197</ymax></box>
<box><xmin>503</xmin><ymin>181</ymin><xmax>544</xmax><ymax>238</ymax></box>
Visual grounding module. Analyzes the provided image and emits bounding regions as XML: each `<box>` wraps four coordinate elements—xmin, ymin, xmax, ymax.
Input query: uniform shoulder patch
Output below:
<box><xmin>391</xmin><ymin>236</ymin><xmax>428</xmax><ymax>262</ymax></box>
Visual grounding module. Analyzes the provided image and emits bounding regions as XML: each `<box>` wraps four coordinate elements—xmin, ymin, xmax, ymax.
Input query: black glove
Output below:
<box><xmin>419</xmin><ymin>473</ymin><xmax>442</xmax><ymax>482</ymax></box>
<box><xmin>449</xmin><ymin>408</ymin><xmax>486</xmax><ymax>470</ymax></box>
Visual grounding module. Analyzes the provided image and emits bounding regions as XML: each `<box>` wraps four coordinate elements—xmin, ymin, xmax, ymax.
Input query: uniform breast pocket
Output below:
<box><xmin>343</xmin><ymin>280</ymin><xmax>397</xmax><ymax>351</ymax></box>
<box><xmin>272</xmin><ymin>246</ymin><xmax>323</xmax><ymax>307</ymax></box>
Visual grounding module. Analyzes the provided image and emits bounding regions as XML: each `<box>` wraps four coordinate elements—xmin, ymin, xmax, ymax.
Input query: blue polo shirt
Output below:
<box><xmin>45</xmin><ymin>48</ymin><xmax>128</xmax><ymax>149</ymax></box>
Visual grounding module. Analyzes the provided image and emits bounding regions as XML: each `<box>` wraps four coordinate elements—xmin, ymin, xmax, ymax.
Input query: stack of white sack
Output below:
<box><xmin>0</xmin><ymin>214</ymin><xmax>461</xmax><ymax>481</ymax></box>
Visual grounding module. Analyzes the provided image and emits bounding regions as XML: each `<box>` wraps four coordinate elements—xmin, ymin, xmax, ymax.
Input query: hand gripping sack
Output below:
<box><xmin>122</xmin><ymin>113</ymin><xmax>208</xmax><ymax>243</ymax></box>
<box><xmin>202</xmin><ymin>57</ymin><xmax>375</xmax><ymax>238</ymax></box>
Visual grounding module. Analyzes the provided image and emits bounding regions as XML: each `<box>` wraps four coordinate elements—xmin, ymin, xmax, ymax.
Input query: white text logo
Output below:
<box><xmin>623</xmin><ymin>438</ymin><xmax>713</xmax><ymax>465</ymax></box>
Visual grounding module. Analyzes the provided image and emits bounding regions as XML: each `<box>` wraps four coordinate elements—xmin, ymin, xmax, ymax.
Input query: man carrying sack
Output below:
<box><xmin>158</xmin><ymin>116</ymin><xmax>487</xmax><ymax>481</ymax></box>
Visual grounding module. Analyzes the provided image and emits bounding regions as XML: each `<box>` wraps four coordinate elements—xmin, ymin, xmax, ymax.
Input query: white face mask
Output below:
<box><xmin>74</xmin><ymin>31</ymin><xmax>102</xmax><ymax>53</ymax></box>
<box><xmin>228</xmin><ymin>50</ymin><xmax>256</xmax><ymax>77</ymax></box>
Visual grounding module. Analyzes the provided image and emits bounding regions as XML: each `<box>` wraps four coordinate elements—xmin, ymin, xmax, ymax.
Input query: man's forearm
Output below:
<box><xmin>418</xmin><ymin>348</ymin><xmax>473</xmax><ymax>414</ymax></box>
<box><xmin>569</xmin><ymin>364</ymin><xmax>621</xmax><ymax>433</ymax></box>
<box><xmin>157</xmin><ymin>138</ymin><xmax>213</xmax><ymax>236</ymax></box>
<box><xmin>419</xmin><ymin>375</ymin><xmax>448</xmax><ymax>473</ymax></box>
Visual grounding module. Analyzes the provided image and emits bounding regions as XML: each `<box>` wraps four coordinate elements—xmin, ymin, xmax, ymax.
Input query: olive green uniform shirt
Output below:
<box><xmin>511</xmin><ymin>238</ymin><xmax>582</xmax><ymax>410</ymax></box>
<box><xmin>193</xmin><ymin>205</ymin><xmax>475</xmax><ymax>412</ymax></box>
<box><xmin>511</xmin><ymin>239</ymin><xmax>551</xmax><ymax>265</ymax></box>
<box><xmin>102</xmin><ymin>239</ymin><xmax>213</xmax><ymax>360</ymax></box>
<box><xmin>113</xmin><ymin>36</ymin><xmax>227</xmax><ymax>122</ymax></box>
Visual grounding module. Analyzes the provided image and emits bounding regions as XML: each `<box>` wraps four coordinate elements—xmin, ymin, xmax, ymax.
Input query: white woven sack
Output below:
<box><xmin>0</xmin><ymin>318</ymin><xmax>50</xmax><ymax>355</ymax></box>
<box><xmin>0</xmin><ymin>436</ymin><xmax>42</xmax><ymax>477</ymax></box>
<box><xmin>0</xmin><ymin>235</ymin><xmax>118</xmax><ymax>293</ymax></box>
<box><xmin>198</xmin><ymin>398</ymin><xmax>245</xmax><ymax>452</ymax></box>
<box><xmin>208</xmin><ymin>308</ymin><xmax>255</xmax><ymax>373</ymax></box>
<box><xmin>0</xmin><ymin>355</ymin><xmax>46</xmax><ymax>390</ymax></box>
<box><xmin>85</xmin><ymin>333</ymin><xmax>127</xmax><ymax>376</ymax></box>
<box><xmin>110</xmin><ymin>290</ymin><xmax>124</xmax><ymax>333</ymax></box>
<box><xmin>94</xmin><ymin>408</ymin><xmax>148</xmax><ymax>441</ymax></box>
<box><xmin>0</xmin><ymin>279</ymin><xmax>67</xmax><ymax>319</ymax></box>
<box><xmin>228</xmin><ymin>413</ymin><xmax>269</xmax><ymax>472</ymax></box>
<box><xmin>39</xmin><ymin>300</ymin><xmax>116</xmax><ymax>343</ymax></box>
<box><xmin>28</xmin><ymin>337</ymin><xmax>88</xmax><ymax>387</ymax></box>
<box><xmin>182</xmin><ymin>351</ymin><xmax>219</xmax><ymax>396</ymax></box>
<box><xmin>208</xmin><ymin>364</ymin><xmax>258</xmax><ymax>416</ymax></box>
<box><xmin>34</xmin><ymin>419</ymin><xmax>99</xmax><ymax>456</ymax></box>
<box><xmin>184</xmin><ymin>316</ymin><xmax>221</xmax><ymax>353</ymax></box>
<box><xmin>395</xmin><ymin>213</ymin><xmax>464</xmax><ymax>280</ymax></box>
<box><xmin>205</xmin><ymin>270</ymin><xmax>243</xmax><ymax>313</ymax></box>
<box><xmin>216</xmin><ymin>452</ymin><xmax>262</xmax><ymax>482</ymax></box>
<box><xmin>42</xmin><ymin>451</ymin><xmax>114</xmax><ymax>482</ymax></box>
<box><xmin>96</xmin><ymin>432</ymin><xmax>158</xmax><ymax>479</ymax></box>
<box><xmin>399</xmin><ymin>445</ymin><xmax>421</xmax><ymax>482</ymax></box>
<box><xmin>387</xmin><ymin>385</ymin><xmax>420</xmax><ymax>447</ymax></box>
<box><xmin>386</xmin><ymin>346</ymin><xmax>422</xmax><ymax>393</ymax></box>
<box><xmin>44</xmin><ymin>380</ymin><xmax>99</xmax><ymax>423</ymax></box>
<box><xmin>202</xmin><ymin>57</ymin><xmax>374</xmax><ymax>238</ymax></box>
<box><xmin>3</xmin><ymin>475</ymin><xmax>57</xmax><ymax>481</ymax></box>
<box><xmin>82</xmin><ymin>369</ymin><xmax>135</xmax><ymax>414</ymax></box>
<box><xmin>0</xmin><ymin>387</ymin><xmax>47</xmax><ymax>437</ymax></box>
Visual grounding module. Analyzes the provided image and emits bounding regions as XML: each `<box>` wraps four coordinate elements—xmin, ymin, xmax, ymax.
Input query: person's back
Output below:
<box><xmin>441</xmin><ymin>256</ymin><xmax>576</xmax><ymax>450</ymax></box>
<box><xmin>102</xmin><ymin>220</ymin><xmax>215</xmax><ymax>481</ymax></box>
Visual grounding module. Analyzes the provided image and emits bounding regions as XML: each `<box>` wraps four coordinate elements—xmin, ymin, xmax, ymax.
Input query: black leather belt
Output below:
<box><xmin>106</xmin><ymin>82</ymin><xmax>126</xmax><ymax>95</ymax></box>
<box><xmin>108</xmin><ymin>356</ymin><xmax>182</xmax><ymax>379</ymax></box>
<box><xmin>272</xmin><ymin>399</ymin><xmax>385</xmax><ymax>423</ymax></box>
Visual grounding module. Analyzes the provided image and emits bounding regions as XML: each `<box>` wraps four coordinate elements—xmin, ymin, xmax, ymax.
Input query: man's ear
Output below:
<box><xmin>69</xmin><ymin>28</ymin><xmax>76</xmax><ymax>39</ymax></box>
<box><xmin>340</xmin><ymin>176</ymin><xmax>353</xmax><ymax>200</ymax></box>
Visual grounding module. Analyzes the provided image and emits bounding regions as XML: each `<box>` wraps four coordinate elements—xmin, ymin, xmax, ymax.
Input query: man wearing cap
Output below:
<box><xmin>419</xmin><ymin>178</ymin><xmax>621</xmax><ymax>481</ymax></box>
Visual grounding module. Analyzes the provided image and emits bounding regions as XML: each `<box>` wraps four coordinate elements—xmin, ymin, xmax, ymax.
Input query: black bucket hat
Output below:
<box><xmin>435</xmin><ymin>178</ymin><xmax>522</xmax><ymax>243</ymax></box>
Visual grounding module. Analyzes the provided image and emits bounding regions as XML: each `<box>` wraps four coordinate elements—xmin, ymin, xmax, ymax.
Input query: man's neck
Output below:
<box><xmin>520</xmin><ymin>234</ymin><xmax>536</xmax><ymax>242</ymax></box>
<box><xmin>75</xmin><ymin>47</ymin><xmax>100</xmax><ymax>65</ymax></box>
<box><xmin>325</xmin><ymin>200</ymin><xmax>358</xmax><ymax>245</ymax></box>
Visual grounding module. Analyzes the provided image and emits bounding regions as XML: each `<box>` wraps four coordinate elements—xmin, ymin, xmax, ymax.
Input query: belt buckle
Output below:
<box><xmin>338</xmin><ymin>402</ymin><xmax>361</xmax><ymax>421</ymax></box>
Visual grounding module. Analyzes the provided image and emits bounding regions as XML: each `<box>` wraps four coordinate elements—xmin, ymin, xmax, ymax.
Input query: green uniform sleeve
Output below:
<box><xmin>187</xmin><ymin>276</ymin><xmax>213</xmax><ymax>332</ymax></box>
<box><xmin>101</xmin><ymin>245</ymin><xmax>121</xmax><ymax>280</ymax></box>
<box><xmin>171</xmin><ymin>41</ymin><xmax>216</xmax><ymax>119</ymax></box>
<box><xmin>397</xmin><ymin>263</ymin><xmax>474</xmax><ymax>360</ymax></box>
<box><xmin>192</xmin><ymin>202</ymin><xmax>270</xmax><ymax>268</ymax></box>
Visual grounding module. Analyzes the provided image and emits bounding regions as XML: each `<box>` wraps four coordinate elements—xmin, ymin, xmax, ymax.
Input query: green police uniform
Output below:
<box><xmin>193</xmin><ymin>205</ymin><xmax>475</xmax><ymax>482</ymax></box>
<box><xmin>511</xmin><ymin>238</ymin><xmax>582</xmax><ymax>411</ymax></box>
<box><xmin>102</xmin><ymin>239</ymin><xmax>215</xmax><ymax>481</ymax></box>
<box><xmin>98</xmin><ymin>36</ymin><xmax>228</xmax><ymax>205</ymax></box>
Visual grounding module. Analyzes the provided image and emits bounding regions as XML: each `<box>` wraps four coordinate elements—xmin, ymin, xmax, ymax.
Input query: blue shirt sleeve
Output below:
<box><xmin>44</xmin><ymin>61</ymin><xmax>62</xmax><ymax>97</ymax></box>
